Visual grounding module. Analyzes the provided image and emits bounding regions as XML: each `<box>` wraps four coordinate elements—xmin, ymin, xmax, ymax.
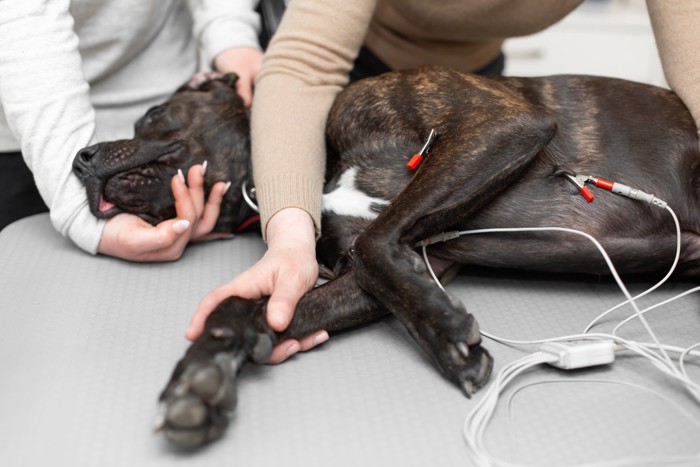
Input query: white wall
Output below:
<box><xmin>503</xmin><ymin>0</ymin><xmax>666</xmax><ymax>87</ymax></box>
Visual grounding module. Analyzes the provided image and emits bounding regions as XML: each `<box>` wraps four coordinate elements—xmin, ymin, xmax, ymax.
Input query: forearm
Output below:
<box><xmin>251</xmin><ymin>72</ymin><xmax>332</xmax><ymax>239</ymax></box>
<box><xmin>647</xmin><ymin>0</ymin><xmax>700</xmax><ymax>129</ymax></box>
<box><xmin>251</xmin><ymin>0</ymin><xmax>377</xmax><ymax>240</ymax></box>
<box><xmin>189</xmin><ymin>0</ymin><xmax>262</xmax><ymax>70</ymax></box>
<box><xmin>0</xmin><ymin>0</ymin><xmax>103</xmax><ymax>253</ymax></box>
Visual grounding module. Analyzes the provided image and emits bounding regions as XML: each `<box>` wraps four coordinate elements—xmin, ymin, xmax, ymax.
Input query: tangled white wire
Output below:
<box><xmin>420</xmin><ymin>204</ymin><xmax>700</xmax><ymax>467</ymax></box>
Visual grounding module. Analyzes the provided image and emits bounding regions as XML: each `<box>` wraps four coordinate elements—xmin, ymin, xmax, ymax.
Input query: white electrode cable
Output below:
<box><xmin>421</xmin><ymin>224</ymin><xmax>677</xmax><ymax>368</ymax></box>
<box><xmin>418</xmin><ymin>210</ymin><xmax>700</xmax><ymax>466</ymax></box>
<box><xmin>583</xmin><ymin>204</ymin><xmax>681</xmax><ymax>334</ymax></box>
<box><xmin>611</xmin><ymin>284</ymin><xmax>700</xmax><ymax>336</ymax></box>
<box><xmin>421</xmin><ymin>221</ymin><xmax>700</xmax><ymax>398</ymax></box>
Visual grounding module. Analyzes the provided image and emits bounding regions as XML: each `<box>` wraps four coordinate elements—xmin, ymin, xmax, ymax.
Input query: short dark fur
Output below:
<box><xmin>73</xmin><ymin>74</ymin><xmax>250</xmax><ymax>230</ymax></box>
<box><xmin>74</xmin><ymin>67</ymin><xmax>700</xmax><ymax>447</ymax></box>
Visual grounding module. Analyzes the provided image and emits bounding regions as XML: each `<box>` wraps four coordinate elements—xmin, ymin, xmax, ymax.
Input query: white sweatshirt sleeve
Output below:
<box><xmin>190</xmin><ymin>0</ymin><xmax>262</xmax><ymax>70</ymax></box>
<box><xmin>0</xmin><ymin>0</ymin><xmax>104</xmax><ymax>253</ymax></box>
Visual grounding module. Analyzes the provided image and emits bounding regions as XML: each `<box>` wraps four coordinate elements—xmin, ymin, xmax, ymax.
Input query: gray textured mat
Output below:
<box><xmin>1</xmin><ymin>214</ymin><xmax>698</xmax><ymax>466</ymax></box>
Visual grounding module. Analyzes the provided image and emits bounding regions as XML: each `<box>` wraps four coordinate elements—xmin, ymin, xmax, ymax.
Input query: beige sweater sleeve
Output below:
<box><xmin>251</xmin><ymin>0</ymin><xmax>378</xmax><ymax>240</ymax></box>
<box><xmin>647</xmin><ymin>0</ymin><xmax>700</xmax><ymax>129</ymax></box>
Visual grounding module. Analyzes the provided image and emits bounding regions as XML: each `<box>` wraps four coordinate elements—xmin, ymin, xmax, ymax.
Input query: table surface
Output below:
<box><xmin>1</xmin><ymin>214</ymin><xmax>698</xmax><ymax>467</ymax></box>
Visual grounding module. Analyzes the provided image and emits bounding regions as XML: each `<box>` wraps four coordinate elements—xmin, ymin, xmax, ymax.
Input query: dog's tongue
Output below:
<box><xmin>98</xmin><ymin>195</ymin><xmax>115</xmax><ymax>213</ymax></box>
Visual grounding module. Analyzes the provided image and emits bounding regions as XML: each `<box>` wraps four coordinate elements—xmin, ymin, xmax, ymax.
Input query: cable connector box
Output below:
<box><xmin>540</xmin><ymin>340</ymin><xmax>615</xmax><ymax>370</ymax></box>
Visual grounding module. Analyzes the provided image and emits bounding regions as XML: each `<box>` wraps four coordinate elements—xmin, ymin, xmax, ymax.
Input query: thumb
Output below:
<box><xmin>266</xmin><ymin>286</ymin><xmax>303</xmax><ymax>332</ymax></box>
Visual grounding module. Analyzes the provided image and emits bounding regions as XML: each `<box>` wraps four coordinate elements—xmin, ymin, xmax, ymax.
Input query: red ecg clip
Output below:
<box><xmin>564</xmin><ymin>174</ymin><xmax>595</xmax><ymax>203</ymax></box>
<box><xmin>407</xmin><ymin>129</ymin><xmax>437</xmax><ymax>170</ymax></box>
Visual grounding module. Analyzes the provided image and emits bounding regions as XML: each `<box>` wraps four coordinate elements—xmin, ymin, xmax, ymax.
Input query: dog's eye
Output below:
<box><xmin>144</xmin><ymin>105</ymin><xmax>166</xmax><ymax>123</ymax></box>
<box><xmin>135</xmin><ymin>105</ymin><xmax>170</xmax><ymax>135</ymax></box>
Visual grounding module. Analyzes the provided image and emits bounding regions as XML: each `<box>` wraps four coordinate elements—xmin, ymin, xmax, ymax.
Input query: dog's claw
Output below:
<box><xmin>153</xmin><ymin>411</ymin><xmax>167</xmax><ymax>432</ymax></box>
<box><xmin>476</xmin><ymin>351</ymin><xmax>493</xmax><ymax>385</ymax></box>
<box><xmin>467</xmin><ymin>319</ymin><xmax>481</xmax><ymax>346</ymax></box>
<box><xmin>457</xmin><ymin>341</ymin><xmax>470</xmax><ymax>358</ymax></box>
<box><xmin>461</xmin><ymin>381</ymin><xmax>476</xmax><ymax>398</ymax></box>
<box><xmin>210</xmin><ymin>326</ymin><xmax>235</xmax><ymax>340</ymax></box>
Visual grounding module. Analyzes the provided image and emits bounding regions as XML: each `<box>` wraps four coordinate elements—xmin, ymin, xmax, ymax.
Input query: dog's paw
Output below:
<box><xmin>408</xmin><ymin>292</ymin><xmax>493</xmax><ymax>397</ymax></box>
<box><xmin>156</xmin><ymin>351</ymin><xmax>241</xmax><ymax>447</ymax></box>
<box><xmin>156</xmin><ymin>297</ymin><xmax>274</xmax><ymax>448</ymax></box>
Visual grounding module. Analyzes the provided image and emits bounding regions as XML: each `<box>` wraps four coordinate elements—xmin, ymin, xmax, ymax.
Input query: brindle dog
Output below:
<box><xmin>73</xmin><ymin>67</ymin><xmax>700</xmax><ymax>447</ymax></box>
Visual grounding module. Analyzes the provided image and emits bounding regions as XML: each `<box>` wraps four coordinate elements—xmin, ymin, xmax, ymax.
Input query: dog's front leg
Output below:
<box><xmin>157</xmin><ymin>269</ymin><xmax>387</xmax><ymax>447</ymax></box>
<box><xmin>351</xmin><ymin>107</ymin><xmax>556</xmax><ymax>396</ymax></box>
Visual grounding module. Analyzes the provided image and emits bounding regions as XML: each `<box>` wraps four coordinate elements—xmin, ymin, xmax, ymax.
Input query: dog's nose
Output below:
<box><xmin>73</xmin><ymin>144</ymin><xmax>100</xmax><ymax>180</ymax></box>
<box><xmin>77</xmin><ymin>145</ymin><xmax>99</xmax><ymax>165</ymax></box>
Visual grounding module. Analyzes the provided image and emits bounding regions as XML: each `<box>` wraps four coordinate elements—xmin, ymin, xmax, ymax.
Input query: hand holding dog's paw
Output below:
<box><xmin>187</xmin><ymin>208</ymin><xmax>326</xmax><ymax>363</ymax></box>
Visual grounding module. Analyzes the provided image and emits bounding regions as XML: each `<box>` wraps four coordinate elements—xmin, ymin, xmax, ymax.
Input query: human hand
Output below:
<box><xmin>97</xmin><ymin>164</ymin><xmax>230</xmax><ymax>262</ymax></box>
<box><xmin>213</xmin><ymin>47</ymin><xmax>263</xmax><ymax>107</ymax></box>
<box><xmin>186</xmin><ymin>207</ymin><xmax>328</xmax><ymax>363</ymax></box>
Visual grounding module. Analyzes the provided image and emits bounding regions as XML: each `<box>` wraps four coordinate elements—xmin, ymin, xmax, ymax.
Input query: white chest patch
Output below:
<box><xmin>322</xmin><ymin>167</ymin><xmax>389</xmax><ymax>220</ymax></box>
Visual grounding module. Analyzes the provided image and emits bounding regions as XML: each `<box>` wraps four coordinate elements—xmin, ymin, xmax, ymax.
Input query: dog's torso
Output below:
<box><xmin>319</xmin><ymin>69</ymin><xmax>700</xmax><ymax>277</ymax></box>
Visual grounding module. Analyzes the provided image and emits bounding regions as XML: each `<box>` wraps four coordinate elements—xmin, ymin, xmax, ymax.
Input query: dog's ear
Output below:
<box><xmin>184</xmin><ymin>71</ymin><xmax>224</xmax><ymax>91</ymax></box>
<box><xmin>221</xmin><ymin>73</ymin><xmax>239</xmax><ymax>89</ymax></box>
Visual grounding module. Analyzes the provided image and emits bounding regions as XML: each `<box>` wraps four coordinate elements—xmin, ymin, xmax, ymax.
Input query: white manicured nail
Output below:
<box><xmin>177</xmin><ymin>168</ymin><xmax>186</xmax><ymax>184</ymax></box>
<box><xmin>201</xmin><ymin>160</ymin><xmax>208</xmax><ymax>176</ymax></box>
<box><xmin>222</xmin><ymin>181</ymin><xmax>232</xmax><ymax>195</ymax></box>
<box><xmin>172</xmin><ymin>219</ymin><xmax>190</xmax><ymax>234</ymax></box>
<box><xmin>286</xmin><ymin>342</ymin><xmax>301</xmax><ymax>357</ymax></box>
<box><xmin>313</xmin><ymin>331</ymin><xmax>329</xmax><ymax>346</ymax></box>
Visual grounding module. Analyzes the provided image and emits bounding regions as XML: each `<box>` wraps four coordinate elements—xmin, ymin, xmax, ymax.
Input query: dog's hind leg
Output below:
<box><xmin>351</xmin><ymin>105</ymin><xmax>557</xmax><ymax>396</ymax></box>
<box><xmin>157</xmin><ymin>269</ymin><xmax>387</xmax><ymax>447</ymax></box>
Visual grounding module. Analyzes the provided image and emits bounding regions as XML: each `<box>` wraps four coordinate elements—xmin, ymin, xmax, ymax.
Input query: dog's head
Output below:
<box><xmin>72</xmin><ymin>73</ymin><xmax>254</xmax><ymax>232</ymax></box>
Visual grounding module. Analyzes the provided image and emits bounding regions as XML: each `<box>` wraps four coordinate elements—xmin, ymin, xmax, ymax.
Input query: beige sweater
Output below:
<box><xmin>252</xmin><ymin>0</ymin><xmax>700</xmax><ymax>239</ymax></box>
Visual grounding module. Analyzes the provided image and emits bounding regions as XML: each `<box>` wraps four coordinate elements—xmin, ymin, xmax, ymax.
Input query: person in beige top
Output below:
<box><xmin>188</xmin><ymin>0</ymin><xmax>700</xmax><ymax>362</ymax></box>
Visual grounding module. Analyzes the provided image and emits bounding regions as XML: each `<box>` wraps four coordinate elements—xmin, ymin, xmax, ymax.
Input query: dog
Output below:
<box><xmin>73</xmin><ymin>66</ymin><xmax>700</xmax><ymax>447</ymax></box>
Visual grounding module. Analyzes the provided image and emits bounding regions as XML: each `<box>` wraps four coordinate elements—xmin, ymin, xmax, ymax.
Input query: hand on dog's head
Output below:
<box><xmin>73</xmin><ymin>73</ymin><xmax>250</xmax><ymax>231</ymax></box>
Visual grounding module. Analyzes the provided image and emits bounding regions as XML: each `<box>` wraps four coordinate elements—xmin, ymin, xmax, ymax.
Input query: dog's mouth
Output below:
<box><xmin>93</xmin><ymin>188</ymin><xmax>160</xmax><ymax>225</ymax></box>
<box><xmin>98</xmin><ymin>194</ymin><xmax>116</xmax><ymax>213</ymax></box>
<box><xmin>77</xmin><ymin>142</ymin><xmax>189</xmax><ymax>224</ymax></box>
<box><xmin>85</xmin><ymin>183</ymin><xmax>126</xmax><ymax>220</ymax></box>
<box><xmin>83</xmin><ymin>168</ymin><xmax>167</xmax><ymax>225</ymax></box>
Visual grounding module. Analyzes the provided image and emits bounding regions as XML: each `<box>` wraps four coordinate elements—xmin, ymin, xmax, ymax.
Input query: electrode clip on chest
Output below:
<box><xmin>565</xmin><ymin>173</ymin><xmax>668</xmax><ymax>209</ymax></box>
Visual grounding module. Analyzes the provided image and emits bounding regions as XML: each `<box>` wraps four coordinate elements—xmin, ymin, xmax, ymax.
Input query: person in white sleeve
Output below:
<box><xmin>0</xmin><ymin>0</ymin><xmax>263</xmax><ymax>262</ymax></box>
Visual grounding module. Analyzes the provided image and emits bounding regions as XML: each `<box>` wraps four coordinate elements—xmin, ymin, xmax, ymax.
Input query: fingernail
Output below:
<box><xmin>177</xmin><ymin>168</ymin><xmax>186</xmax><ymax>184</ymax></box>
<box><xmin>313</xmin><ymin>330</ymin><xmax>329</xmax><ymax>346</ymax></box>
<box><xmin>222</xmin><ymin>181</ymin><xmax>232</xmax><ymax>195</ymax></box>
<box><xmin>286</xmin><ymin>342</ymin><xmax>301</xmax><ymax>357</ymax></box>
<box><xmin>268</xmin><ymin>309</ymin><xmax>287</xmax><ymax>328</ymax></box>
<box><xmin>201</xmin><ymin>160</ymin><xmax>208</xmax><ymax>176</ymax></box>
<box><xmin>172</xmin><ymin>219</ymin><xmax>190</xmax><ymax>234</ymax></box>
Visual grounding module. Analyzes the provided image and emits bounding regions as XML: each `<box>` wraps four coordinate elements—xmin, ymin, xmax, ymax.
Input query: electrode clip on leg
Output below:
<box><xmin>406</xmin><ymin>129</ymin><xmax>437</xmax><ymax>170</ymax></box>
